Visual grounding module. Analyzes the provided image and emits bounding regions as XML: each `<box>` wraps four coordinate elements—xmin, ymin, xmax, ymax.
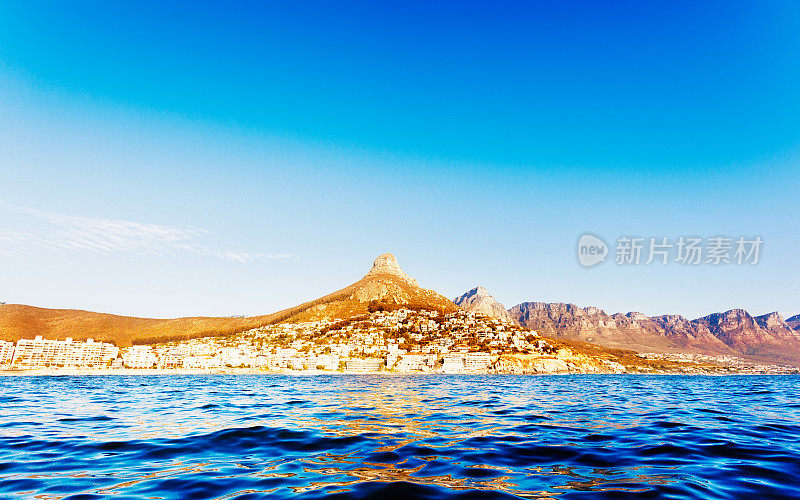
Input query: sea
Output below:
<box><xmin>1</xmin><ymin>374</ymin><xmax>798</xmax><ymax>499</ymax></box>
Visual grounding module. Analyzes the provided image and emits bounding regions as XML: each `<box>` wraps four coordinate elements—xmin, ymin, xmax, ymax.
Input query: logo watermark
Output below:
<box><xmin>577</xmin><ymin>234</ymin><xmax>608</xmax><ymax>267</ymax></box>
<box><xmin>578</xmin><ymin>234</ymin><xmax>762</xmax><ymax>267</ymax></box>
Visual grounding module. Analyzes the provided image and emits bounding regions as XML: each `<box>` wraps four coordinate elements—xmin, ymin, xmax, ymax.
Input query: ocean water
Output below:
<box><xmin>1</xmin><ymin>375</ymin><xmax>799</xmax><ymax>499</ymax></box>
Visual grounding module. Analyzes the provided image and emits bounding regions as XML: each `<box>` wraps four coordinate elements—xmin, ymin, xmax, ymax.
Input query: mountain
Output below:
<box><xmin>273</xmin><ymin>253</ymin><xmax>458</xmax><ymax>322</ymax></box>
<box><xmin>509</xmin><ymin>302</ymin><xmax>800</xmax><ymax>364</ymax></box>
<box><xmin>787</xmin><ymin>314</ymin><xmax>800</xmax><ymax>331</ymax></box>
<box><xmin>696</xmin><ymin>310</ymin><xmax>800</xmax><ymax>358</ymax></box>
<box><xmin>2</xmin><ymin>252</ymin><xmax>795</xmax><ymax>362</ymax></box>
<box><xmin>649</xmin><ymin>314</ymin><xmax>734</xmax><ymax>353</ymax></box>
<box><xmin>453</xmin><ymin>286</ymin><xmax>516</xmax><ymax>323</ymax></box>
<box><xmin>0</xmin><ymin>253</ymin><xmax>457</xmax><ymax>346</ymax></box>
<box><xmin>508</xmin><ymin>302</ymin><xmax>733</xmax><ymax>354</ymax></box>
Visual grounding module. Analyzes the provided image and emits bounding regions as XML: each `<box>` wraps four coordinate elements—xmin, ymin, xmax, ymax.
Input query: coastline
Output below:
<box><xmin>0</xmin><ymin>367</ymin><xmax>793</xmax><ymax>376</ymax></box>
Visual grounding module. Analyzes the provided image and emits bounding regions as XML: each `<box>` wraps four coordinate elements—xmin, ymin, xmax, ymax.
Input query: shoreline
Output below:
<box><xmin>0</xmin><ymin>367</ymin><xmax>794</xmax><ymax>377</ymax></box>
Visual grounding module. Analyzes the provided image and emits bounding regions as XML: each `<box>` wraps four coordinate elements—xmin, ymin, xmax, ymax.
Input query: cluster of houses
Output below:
<box><xmin>636</xmin><ymin>352</ymin><xmax>798</xmax><ymax>374</ymax></box>
<box><xmin>5</xmin><ymin>310</ymin><xmax>791</xmax><ymax>374</ymax></box>
<box><xmin>117</xmin><ymin>309</ymin><xmax>539</xmax><ymax>373</ymax></box>
<box><xmin>0</xmin><ymin>309</ymin><xmax>541</xmax><ymax>373</ymax></box>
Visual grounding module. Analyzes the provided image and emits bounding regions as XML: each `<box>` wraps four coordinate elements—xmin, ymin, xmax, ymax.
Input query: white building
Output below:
<box><xmin>182</xmin><ymin>355</ymin><xmax>222</xmax><ymax>369</ymax></box>
<box><xmin>122</xmin><ymin>345</ymin><xmax>157</xmax><ymax>368</ymax></box>
<box><xmin>12</xmin><ymin>336</ymin><xmax>118</xmax><ymax>367</ymax></box>
<box><xmin>288</xmin><ymin>357</ymin><xmax>306</xmax><ymax>370</ymax></box>
<box><xmin>345</xmin><ymin>358</ymin><xmax>382</xmax><ymax>373</ymax></box>
<box><xmin>220</xmin><ymin>348</ymin><xmax>253</xmax><ymax>367</ymax></box>
<box><xmin>311</xmin><ymin>354</ymin><xmax>340</xmax><ymax>370</ymax></box>
<box><xmin>442</xmin><ymin>353</ymin><xmax>465</xmax><ymax>373</ymax></box>
<box><xmin>465</xmin><ymin>352</ymin><xmax>492</xmax><ymax>371</ymax></box>
<box><xmin>397</xmin><ymin>354</ymin><xmax>425</xmax><ymax>371</ymax></box>
<box><xmin>274</xmin><ymin>347</ymin><xmax>298</xmax><ymax>368</ymax></box>
<box><xmin>160</xmin><ymin>353</ymin><xmax>185</xmax><ymax>369</ymax></box>
<box><xmin>0</xmin><ymin>340</ymin><xmax>15</xmax><ymax>364</ymax></box>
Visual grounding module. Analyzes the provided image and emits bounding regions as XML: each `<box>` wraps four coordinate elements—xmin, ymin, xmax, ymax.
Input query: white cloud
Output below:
<box><xmin>0</xmin><ymin>201</ymin><xmax>294</xmax><ymax>263</ymax></box>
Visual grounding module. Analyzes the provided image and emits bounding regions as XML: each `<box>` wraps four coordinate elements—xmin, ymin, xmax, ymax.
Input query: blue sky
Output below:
<box><xmin>1</xmin><ymin>1</ymin><xmax>798</xmax><ymax>319</ymax></box>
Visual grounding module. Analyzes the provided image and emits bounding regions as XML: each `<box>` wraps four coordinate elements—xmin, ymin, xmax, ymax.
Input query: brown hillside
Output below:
<box><xmin>0</xmin><ymin>304</ymin><xmax>281</xmax><ymax>347</ymax></box>
<box><xmin>0</xmin><ymin>253</ymin><xmax>458</xmax><ymax>346</ymax></box>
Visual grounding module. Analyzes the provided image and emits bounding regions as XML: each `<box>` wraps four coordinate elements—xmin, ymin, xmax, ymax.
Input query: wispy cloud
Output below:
<box><xmin>0</xmin><ymin>201</ymin><xmax>294</xmax><ymax>263</ymax></box>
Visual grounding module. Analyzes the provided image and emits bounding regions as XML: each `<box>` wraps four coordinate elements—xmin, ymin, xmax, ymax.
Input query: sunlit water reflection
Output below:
<box><xmin>1</xmin><ymin>375</ymin><xmax>799</xmax><ymax>498</ymax></box>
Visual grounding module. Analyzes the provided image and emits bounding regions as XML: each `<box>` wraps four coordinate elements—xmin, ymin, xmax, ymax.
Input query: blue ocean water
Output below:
<box><xmin>0</xmin><ymin>375</ymin><xmax>798</xmax><ymax>499</ymax></box>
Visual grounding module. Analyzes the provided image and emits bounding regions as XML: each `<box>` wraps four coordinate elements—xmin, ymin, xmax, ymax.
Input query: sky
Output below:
<box><xmin>0</xmin><ymin>1</ymin><xmax>798</xmax><ymax>320</ymax></box>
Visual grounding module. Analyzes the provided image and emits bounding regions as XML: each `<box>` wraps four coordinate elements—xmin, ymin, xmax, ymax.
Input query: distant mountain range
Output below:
<box><xmin>508</xmin><ymin>302</ymin><xmax>800</xmax><ymax>365</ymax></box>
<box><xmin>0</xmin><ymin>253</ymin><xmax>797</xmax><ymax>365</ymax></box>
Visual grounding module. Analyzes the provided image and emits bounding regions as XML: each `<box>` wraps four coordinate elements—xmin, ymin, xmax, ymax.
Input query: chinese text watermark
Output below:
<box><xmin>578</xmin><ymin>234</ymin><xmax>762</xmax><ymax>268</ymax></box>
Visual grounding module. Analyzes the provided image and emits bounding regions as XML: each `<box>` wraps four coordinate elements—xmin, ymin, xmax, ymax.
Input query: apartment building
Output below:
<box><xmin>122</xmin><ymin>345</ymin><xmax>158</xmax><ymax>368</ymax></box>
<box><xmin>0</xmin><ymin>340</ymin><xmax>15</xmax><ymax>364</ymax></box>
<box><xmin>442</xmin><ymin>353</ymin><xmax>465</xmax><ymax>373</ymax></box>
<box><xmin>465</xmin><ymin>352</ymin><xmax>492</xmax><ymax>371</ymax></box>
<box><xmin>11</xmin><ymin>336</ymin><xmax>118</xmax><ymax>367</ymax></box>
<box><xmin>397</xmin><ymin>353</ymin><xmax>426</xmax><ymax>371</ymax></box>
<box><xmin>345</xmin><ymin>358</ymin><xmax>382</xmax><ymax>373</ymax></box>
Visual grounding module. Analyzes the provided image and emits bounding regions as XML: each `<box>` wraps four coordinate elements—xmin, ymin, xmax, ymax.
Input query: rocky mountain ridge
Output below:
<box><xmin>785</xmin><ymin>314</ymin><xmax>800</xmax><ymax>331</ymax></box>
<box><xmin>453</xmin><ymin>286</ymin><xmax>516</xmax><ymax>324</ymax></box>
<box><xmin>509</xmin><ymin>302</ymin><xmax>800</xmax><ymax>364</ymax></box>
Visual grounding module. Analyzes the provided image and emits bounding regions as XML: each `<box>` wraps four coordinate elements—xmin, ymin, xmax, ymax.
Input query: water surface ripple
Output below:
<box><xmin>1</xmin><ymin>375</ymin><xmax>798</xmax><ymax>498</ymax></box>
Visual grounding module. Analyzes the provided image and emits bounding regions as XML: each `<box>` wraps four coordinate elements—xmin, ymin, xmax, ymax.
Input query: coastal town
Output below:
<box><xmin>1</xmin><ymin>308</ymin><xmax>796</xmax><ymax>375</ymax></box>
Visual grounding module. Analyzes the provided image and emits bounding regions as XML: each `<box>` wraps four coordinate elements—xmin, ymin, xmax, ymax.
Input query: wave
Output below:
<box><xmin>0</xmin><ymin>375</ymin><xmax>798</xmax><ymax>498</ymax></box>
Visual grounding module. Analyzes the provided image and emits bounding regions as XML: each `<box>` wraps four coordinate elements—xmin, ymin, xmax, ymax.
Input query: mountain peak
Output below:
<box><xmin>458</xmin><ymin>286</ymin><xmax>491</xmax><ymax>299</ymax></box>
<box><xmin>454</xmin><ymin>286</ymin><xmax>515</xmax><ymax>323</ymax></box>
<box><xmin>755</xmin><ymin>311</ymin><xmax>791</xmax><ymax>332</ymax></box>
<box><xmin>368</xmin><ymin>253</ymin><xmax>402</xmax><ymax>274</ymax></box>
<box><xmin>788</xmin><ymin>314</ymin><xmax>800</xmax><ymax>331</ymax></box>
<box><xmin>274</xmin><ymin>252</ymin><xmax>455</xmax><ymax>321</ymax></box>
<box><xmin>365</xmin><ymin>253</ymin><xmax>418</xmax><ymax>286</ymax></box>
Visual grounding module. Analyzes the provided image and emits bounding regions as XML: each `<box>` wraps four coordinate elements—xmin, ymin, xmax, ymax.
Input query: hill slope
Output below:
<box><xmin>0</xmin><ymin>253</ymin><xmax>457</xmax><ymax>346</ymax></box>
<box><xmin>0</xmin><ymin>304</ymin><xmax>280</xmax><ymax>347</ymax></box>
